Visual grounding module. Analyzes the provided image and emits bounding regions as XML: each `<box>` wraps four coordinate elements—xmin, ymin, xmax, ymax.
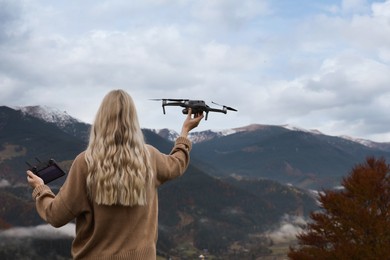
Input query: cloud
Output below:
<box><xmin>266</xmin><ymin>215</ymin><xmax>306</xmax><ymax>244</ymax></box>
<box><xmin>0</xmin><ymin>179</ymin><xmax>11</xmax><ymax>188</ymax></box>
<box><xmin>0</xmin><ymin>0</ymin><xmax>390</xmax><ymax>141</ymax></box>
<box><xmin>341</xmin><ymin>0</ymin><xmax>370</xmax><ymax>13</ymax></box>
<box><xmin>0</xmin><ymin>0</ymin><xmax>24</xmax><ymax>42</ymax></box>
<box><xmin>0</xmin><ymin>223</ymin><xmax>75</xmax><ymax>239</ymax></box>
<box><xmin>192</xmin><ymin>0</ymin><xmax>270</xmax><ymax>28</ymax></box>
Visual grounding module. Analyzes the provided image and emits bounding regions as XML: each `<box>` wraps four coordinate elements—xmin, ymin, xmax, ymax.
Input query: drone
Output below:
<box><xmin>151</xmin><ymin>99</ymin><xmax>237</xmax><ymax>120</ymax></box>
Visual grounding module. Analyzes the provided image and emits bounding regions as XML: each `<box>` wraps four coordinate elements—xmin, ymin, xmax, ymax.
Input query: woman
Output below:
<box><xmin>27</xmin><ymin>89</ymin><xmax>203</xmax><ymax>259</ymax></box>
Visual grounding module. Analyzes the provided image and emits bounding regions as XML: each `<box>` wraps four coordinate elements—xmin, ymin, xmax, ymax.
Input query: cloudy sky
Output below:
<box><xmin>1</xmin><ymin>0</ymin><xmax>390</xmax><ymax>141</ymax></box>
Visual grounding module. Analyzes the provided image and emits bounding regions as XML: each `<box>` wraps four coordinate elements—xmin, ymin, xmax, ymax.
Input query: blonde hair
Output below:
<box><xmin>85</xmin><ymin>89</ymin><xmax>153</xmax><ymax>206</ymax></box>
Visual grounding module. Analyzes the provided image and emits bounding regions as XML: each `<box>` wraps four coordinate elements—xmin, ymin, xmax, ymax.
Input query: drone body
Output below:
<box><xmin>152</xmin><ymin>99</ymin><xmax>237</xmax><ymax>120</ymax></box>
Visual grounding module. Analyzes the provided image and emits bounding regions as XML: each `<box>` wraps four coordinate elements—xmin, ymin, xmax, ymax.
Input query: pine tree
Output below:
<box><xmin>288</xmin><ymin>157</ymin><xmax>390</xmax><ymax>260</ymax></box>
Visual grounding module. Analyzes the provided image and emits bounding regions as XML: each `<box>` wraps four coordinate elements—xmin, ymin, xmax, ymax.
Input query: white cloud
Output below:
<box><xmin>372</xmin><ymin>0</ymin><xmax>390</xmax><ymax>16</ymax></box>
<box><xmin>266</xmin><ymin>215</ymin><xmax>307</xmax><ymax>244</ymax></box>
<box><xmin>0</xmin><ymin>223</ymin><xmax>76</xmax><ymax>238</ymax></box>
<box><xmin>192</xmin><ymin>0</ymin><xmax>270</xmax><ymax>27</ymax></box>
<box><xmin>0</xmin><ymin>179</ymin><xmax>11</xmax><ymax>188</ymax></box>
<box><xmin>342</xmin><ymin>0</ymin><xmax>370</xmax><ymax>13</ymax></box>
<box><xmin>0</xmin><ymin>0</ymin><xmax>390</xmax><ymax>141</ymax></box>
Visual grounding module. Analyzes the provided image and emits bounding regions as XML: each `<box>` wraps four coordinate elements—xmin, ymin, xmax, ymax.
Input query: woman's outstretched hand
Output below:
<box><xmin>180</xmin><ymin>108</ymin><xmax>204</xmax><ymax>137</ymax></box>
<box><xmin>27</xmin><ymin>170</ymin><xmax>44</xmax><ymax>189</ymax></box>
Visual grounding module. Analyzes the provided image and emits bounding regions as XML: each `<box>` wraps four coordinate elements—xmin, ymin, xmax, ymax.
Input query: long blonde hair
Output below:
<box><xmin>85</xmin><ymin>89</ymin><xmax>153</xmax><ymax>206</ymax></box>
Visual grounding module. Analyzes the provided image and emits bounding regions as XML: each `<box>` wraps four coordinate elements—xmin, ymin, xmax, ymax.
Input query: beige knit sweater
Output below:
<box><xmin>32</xmin><ymin>136</ymin><xmax>192</xmax><ymax>259</ymax></box>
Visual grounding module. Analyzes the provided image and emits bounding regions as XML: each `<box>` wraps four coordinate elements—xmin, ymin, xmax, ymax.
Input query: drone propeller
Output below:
<box><xmin>150</xmin><ymin>98</ymin><xmax>189</xmax><ymax>102</ymax></box>
<box><xmin>211</xmin><ymin>101</ymin><xmax>238</xmax><ymax>112</ymax></box>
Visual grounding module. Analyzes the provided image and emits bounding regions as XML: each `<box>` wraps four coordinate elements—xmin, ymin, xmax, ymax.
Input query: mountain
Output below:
<box><xmin>189</xmin><ymin>124</ymin><xmax>390</xmax><ymax>189</ymax></box>
<box><xmin>4</xmin><ymin>104</ymin><xmax>390</xmax><ymax>190</ymax></box>
<box><xmin>151</xmin><ymin>124</ymin><xmax>390</xmax><ymax>189</ymax></box>
<box><xmin>151</xmin><ymin>127</ymin><xmax>238</xmax><ymax>144</ymax></box>
<box><xmin>0</xmin><ymin>106</ymin><xmax>318</xmax><ymax>259</ymax></box>
<box><xmin>157</xmin><ymin>164</ymin><xmax>318</xmax><ymax>257</ymax></box>
<box><xmin>155</xmin><ymin>123</ymin><xmax>390</xmax><ymax>151</ymax></box>
<box><xmin>340</xmin><ymin>134</ymin><xmax>390</xmax><ymax>152</ymax></box>
<box><xmin>3</xmin><ymin>105</ymin><xmax>390</xmax><ymax>258</ymax></box>
<box><xmin>0</xmin><ymin>106</ymin><xmax>88</xmax><ymax>184</ymax></box>
<box><xmin>16</xmin><ymin>105</ymin><xmax>91</xmax><ymax>141</ymax></box>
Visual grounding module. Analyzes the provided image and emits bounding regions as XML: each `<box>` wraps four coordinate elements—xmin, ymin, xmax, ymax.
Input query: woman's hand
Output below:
<box><xmin>180</xmin><ymin>108</ymin><xmax>204</xmax><ymax>137</ymax></box>
<box><xmin>27</xmin><ymin>170</ymin><xmax>44</xmax><ymax>189</ymax></box>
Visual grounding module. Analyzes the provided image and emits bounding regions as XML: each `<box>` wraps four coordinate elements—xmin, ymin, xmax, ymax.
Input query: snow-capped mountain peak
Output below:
<box><xmin>150</xmin><ymin>128</ymin><xmax>180</xmax><ymax>141</ymax></box>
<box><xmin>150</xmin><ymin>128</ymin><xmax>232</xmax><ymax>143</ymax></box>
<box><xmin>281</xmin><ymin>124</ymin><xmax>323</xmax><ymax>135</ymax></box>
<box><xmin>16</xmin><ymin>105</ymin><xmax>80</xmax><ymax>128</ymax></box>
<box><xmin>340</xmin><ymin>135</ymin><xmax>377</xmax><ymax>148</ymax></box>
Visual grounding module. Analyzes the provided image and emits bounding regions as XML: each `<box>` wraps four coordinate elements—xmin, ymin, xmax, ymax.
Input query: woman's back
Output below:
<box><xmin>27</xmin><ymin>89</ymin><xmax>203</xmax><ymax>259</ymax></box>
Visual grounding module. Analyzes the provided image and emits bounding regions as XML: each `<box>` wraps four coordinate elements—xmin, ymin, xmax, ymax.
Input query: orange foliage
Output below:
<box><xmin>288</xmin><ymin>157</ymin><xmax>390</xmax><ymax>260</ymax></box>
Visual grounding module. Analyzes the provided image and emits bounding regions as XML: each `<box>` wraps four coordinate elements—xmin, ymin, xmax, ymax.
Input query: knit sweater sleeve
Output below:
<box><xmin>32</xmin><ymin>152</ymin><xmax>90</xmax><ymax>228</ymax></box>
<box><xmin>151</xmin><ymin>136</ymin><xmax>192</xmax><ymax>186</ymax></box>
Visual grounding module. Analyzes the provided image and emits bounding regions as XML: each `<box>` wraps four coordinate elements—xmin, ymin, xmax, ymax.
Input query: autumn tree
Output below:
<box><xmin>288</xmin><ymin>157</ymin><xmax>390</xmax><ymax>260</ymax></box>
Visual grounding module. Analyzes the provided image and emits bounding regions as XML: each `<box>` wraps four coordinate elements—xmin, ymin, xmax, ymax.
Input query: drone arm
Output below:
<box><xmin>164</xmin><ymin>102</ymin><xmax>186</xmax><ymax>107</ymax></box>
<box><xmin>206</xmin><ymin>107</ymin><xmax>227</xmax><ymax>114</ymax></box>
<box><xmin>162</xmin><ymin>102</ymin><xmax>186</xmax><ymax>114</ymax></box>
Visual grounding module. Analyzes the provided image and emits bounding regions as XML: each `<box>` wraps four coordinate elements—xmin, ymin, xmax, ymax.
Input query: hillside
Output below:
<box><xmin>190</xmin><ymin>124</ymin><xmax>390</xmax><ymax>189</ymax></box>
<box><xmin>3</xmin><ymin>105</ymin><xmax>390</xmax><ymax>258</ymax></box>
<box><xmin>0</xmin><ymin>106</ymin><xmax>88</xmax><ymax>183</ymax></box>
<box><xmin>0</xmin><ymin>106</ymin><xmax>318</xmax><ymax>258</ymax></box>
<box><xmin>4</xmin><ymin>105</ymin><xmax>390</xmax><ymax>189</ymax></box>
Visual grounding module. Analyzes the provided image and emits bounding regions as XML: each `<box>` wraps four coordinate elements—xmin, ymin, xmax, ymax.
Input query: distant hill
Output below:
<box><xmin>0</xmin><ymin>106</ymin><xmax>88</xmax><ymax>184</ymax></box>
<box><xmin>152</xmin><ymin>124</ymin><xmax>390</xmax><ymax>189</ymax></box>
<box><xmin>157</xmin><ymin>165</ymin><xmax>317</xmax><ymax>255</ymax></box>
<box><xmin>4</xmin><ymin>105</ymin><xmax>390</xmax><ymax>258</ymax></box>
<box><xmin>188</xmin><ymin>124</ymin><xmax>390</xmax><ymax>189</ymax></box>
<box><xmin>5</xmin><ymin>105</ymin><xmax>390</xmax><ymax>189</ymax></box>
<box><xmin>0</xmin><ymin>105</ymin><xmax>318</xmax><ymax>258</ymax></box>
<box><xmin>17</xmin><ymin>105</ymin><xmax>91</xmax><ymax>141</ymax></box>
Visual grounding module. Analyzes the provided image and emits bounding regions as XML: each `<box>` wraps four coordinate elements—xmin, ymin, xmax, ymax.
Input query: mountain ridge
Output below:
<box><xmin>3</xmin><ymin>104</ymin><xmax>390</xmax><ymax>257</ymax></box>
<box><xmin>4</xmin><ymin>105</ymin><xmax>390</xmax><ymax>189</ymax></box>
<box><xmin>152</xmin><ymin>123</ymin><xmax>390</xmax><ymax>153</ymax></box>
<box><xmin>16</xmin><ymin>106</ymin><xmax>81</xmax><ymax>127</ymax></box>
<box><xmin>0</xmin><ymin>105</ymin><xmax>319</xmax><ymax>258</ymax></box>
<box><xmin>13</xmin><ymin>105</ymin><xmax>390</xmax><ymax>149</ymax></box>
